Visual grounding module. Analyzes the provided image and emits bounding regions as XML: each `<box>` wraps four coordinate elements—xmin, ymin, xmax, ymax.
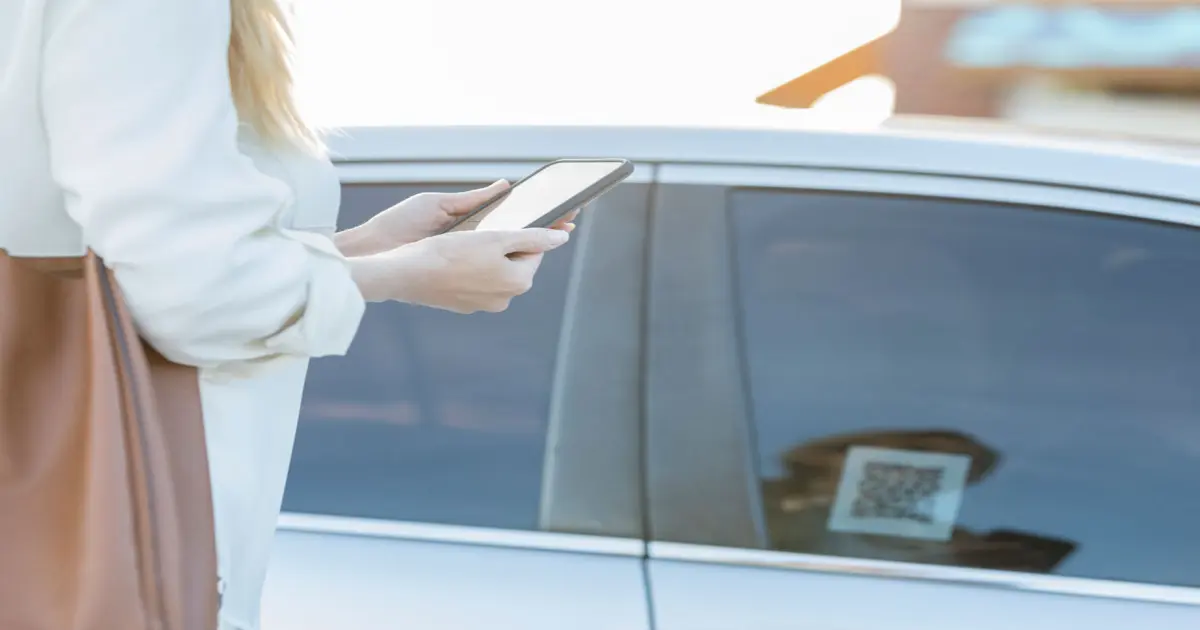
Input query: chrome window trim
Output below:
<box><xmin>658</xmin><ymin>164</ymin><xmax>1200</xmax><ymax>228</ymax></box>
<box><xmin>277</xmin><ymin>512</ymin><xmax>645</xmax><ymax>557</ymax></box>
<box><xmin>335</xmin><ymin>161</ymin><xmax>656</xmax><ymax>185</ymax></box>
<box><xmin>650</xmin><ymin>542</ymin><xmax>1200</xmax><ymax>606</ymax></box>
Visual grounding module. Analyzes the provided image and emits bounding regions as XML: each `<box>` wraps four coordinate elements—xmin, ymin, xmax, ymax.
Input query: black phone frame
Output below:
<box><xmin>440</xmin><ymin>158</ymin><xmax>635</xmax><ymax>233</ymax></box>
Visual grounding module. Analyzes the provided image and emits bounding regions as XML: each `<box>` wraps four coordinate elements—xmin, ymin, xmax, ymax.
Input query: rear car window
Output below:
<box><xmin>731</xmin><ymin>188</ymin><xmax>1200</xmax><ymax>587</ymax></box>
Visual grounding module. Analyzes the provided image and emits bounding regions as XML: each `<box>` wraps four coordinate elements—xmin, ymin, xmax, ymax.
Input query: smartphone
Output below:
<box><xmin>442</xmin><ymin>158</ymin><xmax>634</xmax><ymax>233</ymax></box>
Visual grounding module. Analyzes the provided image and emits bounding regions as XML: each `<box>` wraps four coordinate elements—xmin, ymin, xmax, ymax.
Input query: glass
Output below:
<box><xmin>283</xmin><ymin>183</ymin><xmax>578</xmax><ymax>530</ymax></box>
<box><xmin>731</xmin><ymin>189</ymin><xmax>1200</xmax><ymax>587</ymax></box>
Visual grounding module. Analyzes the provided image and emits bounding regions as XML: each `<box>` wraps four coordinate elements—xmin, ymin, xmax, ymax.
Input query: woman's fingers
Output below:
<box><xmin>441</xmin><ymin>180</ymin><xmax>510</xmax><ymax>216</ymax></box>
<box><xmin>551</xmin><ymin>208</ymin><xmax>581</xmax><ymax>231</ymax></box>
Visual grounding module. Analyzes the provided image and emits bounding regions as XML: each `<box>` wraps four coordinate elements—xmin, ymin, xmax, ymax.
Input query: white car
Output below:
<box><xmin>263</xmin><ymin>118</ymin><xmax>1200</xmax><ymax>630</ymax></box>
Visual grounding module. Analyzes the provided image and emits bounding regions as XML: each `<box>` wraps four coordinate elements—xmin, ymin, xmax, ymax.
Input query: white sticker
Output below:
<box><xmin>826</xmin><ymin>446</ymin><xmax>971</xmax><ymax>541</ymax></box>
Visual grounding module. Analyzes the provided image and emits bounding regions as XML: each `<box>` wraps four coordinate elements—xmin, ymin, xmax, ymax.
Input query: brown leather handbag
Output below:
<box><xmin>0</xmin><ymin>252</ymin><xmax>218</xmax><ymax>630</ymax></box>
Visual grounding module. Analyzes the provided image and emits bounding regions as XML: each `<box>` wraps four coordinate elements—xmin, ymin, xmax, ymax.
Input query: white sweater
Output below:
<box><xmin>0</xmin><ymin>1</ymin><xmax>366</xmax><ymax>628</ymax></box>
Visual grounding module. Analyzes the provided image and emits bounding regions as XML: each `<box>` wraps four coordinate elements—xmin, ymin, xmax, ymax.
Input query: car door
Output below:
<box><xmin>262</xmin><ymin>160</ymin><xmax>655</xmax><ymax>630</ymax></box>
<box><xmin>642</xmin><ymin>163</ymin><xmax>1200</xmax><ymax>629</ymax></box>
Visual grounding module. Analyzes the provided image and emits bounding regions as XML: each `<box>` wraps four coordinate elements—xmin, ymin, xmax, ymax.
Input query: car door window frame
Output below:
<box><xmin>279</xmin><ymin>160</ymin><xmax>654</xmax><ymax>552</ymax></box>
<box><xmin>644</xmin><ymin>162</ymin><xmax>1200</xmax><ymax>607</ymax></box>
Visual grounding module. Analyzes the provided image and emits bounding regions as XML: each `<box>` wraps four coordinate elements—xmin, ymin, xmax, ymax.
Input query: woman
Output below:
<box><xmin>0</xmin><ymin>1</ymin><xmax>572</xmax><ymax>628</ymax></box>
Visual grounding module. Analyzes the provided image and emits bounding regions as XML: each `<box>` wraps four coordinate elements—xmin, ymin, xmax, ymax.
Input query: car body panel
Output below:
<box><xmin>263</xmin><ymin>516</ymin><xmax>648</xmax><ymax>630</ymax></box>
<box><xmin>647</xmin><ymin>553</ymin><xmax>1200</xmax><ymax>630</ymax></box>
<box><xmin>264</xmin><ymin>121</ymin><xmax>1200</xmax><ymax>629</ymax></box>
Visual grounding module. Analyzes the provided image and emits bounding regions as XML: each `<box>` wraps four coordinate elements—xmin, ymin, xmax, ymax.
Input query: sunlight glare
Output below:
<box><xmin>292</xmin><ymin>0</ymin><xmax>902</xmax><ymax>127</ymax></box>
<box><xmin>811</xmin><ymin>75</ymin><xmax>897</xmax><ymax>125</ymax></box>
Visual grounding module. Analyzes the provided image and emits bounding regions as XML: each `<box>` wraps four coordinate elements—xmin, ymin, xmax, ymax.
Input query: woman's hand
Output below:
<box><xmin>336</xmin><ymin>181</ymin><xmax>577</xmax><ymax>257</ymax></box>
<box><xmin>349</xmin><ymin>228</ymin><xmax>570</xmax><ymax>313</ymax></box>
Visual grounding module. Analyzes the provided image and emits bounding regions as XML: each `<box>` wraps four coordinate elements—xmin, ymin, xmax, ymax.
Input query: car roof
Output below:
<box><xmin>328</xmin><ymin>114</ymin><xmax>1200</xmax><ymax>206</ymax></box>
<box><xmin>881</xmin><ymin>115</ymin><xmax>1200</xmax><ymax>161</ymax></box>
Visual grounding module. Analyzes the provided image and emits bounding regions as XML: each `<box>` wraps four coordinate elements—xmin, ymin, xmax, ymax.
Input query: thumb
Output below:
<box><xmin>442</xmin><ymin>179</ymin><xmax>510</xmax><ymax>214</ymax></box>
<box><xmin>492</xmin><ymin>228</ymin><xmax>570</xmax><ymax>254</ymax></box>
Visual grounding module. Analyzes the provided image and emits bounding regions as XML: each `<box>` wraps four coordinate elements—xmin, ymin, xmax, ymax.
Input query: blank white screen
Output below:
<box><xmin>475</xmin><ymin>161</ymin><xmax>624</xmax><ymax>231</ymax></box>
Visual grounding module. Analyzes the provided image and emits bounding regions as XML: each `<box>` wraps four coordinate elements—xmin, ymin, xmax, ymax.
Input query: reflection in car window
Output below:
<box><xmin>730</xmin><ymin>189</ymin><xmax>1200</xmax><ymax>587</ymax></box>
<box><xmin>282</xmin><ymin>183</ymin><xmax>578</xmax><ymax>530</ymax></box>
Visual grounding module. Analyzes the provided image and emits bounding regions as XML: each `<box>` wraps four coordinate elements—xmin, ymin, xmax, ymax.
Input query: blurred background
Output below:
<box><xmin>292</xmin><ymin>0</ymin><xmax>1200</xmax><ymax>137</ymax></box>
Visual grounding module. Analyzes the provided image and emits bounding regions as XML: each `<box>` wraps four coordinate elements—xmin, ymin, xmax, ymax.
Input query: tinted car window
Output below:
<box><xmin>731</xmin><ymin>189</ymin><xmax>1200</xmax><ymax>587</ymax></box>
<box><xmin>283</xmin><ymin>183</ymin><xmax>578</xmax><ymax>530</ymax></box>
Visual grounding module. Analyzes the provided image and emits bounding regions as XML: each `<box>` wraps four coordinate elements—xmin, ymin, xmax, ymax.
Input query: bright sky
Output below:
<box><xmin>292</xmin><ymin>0</ymin><xmax>901</xmax><ymax>127</ymax></box>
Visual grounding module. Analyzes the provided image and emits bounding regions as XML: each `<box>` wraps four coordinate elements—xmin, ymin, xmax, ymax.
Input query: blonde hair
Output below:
<box><xmin>228</xmin><ymin>0</ymin><xmax>322</xmax><ymax>152</ymax></box>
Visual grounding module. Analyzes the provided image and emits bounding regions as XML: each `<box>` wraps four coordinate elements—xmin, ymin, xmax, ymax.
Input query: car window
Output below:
<box><xmin>730</xmin><ymin>188</ymin><xmax>1200</xmax><ymax>588</ymax></box>
<box><xmin>282</xmin><ymin>182</ymin><xmax>578</xmax><ymax>531</ymax></box>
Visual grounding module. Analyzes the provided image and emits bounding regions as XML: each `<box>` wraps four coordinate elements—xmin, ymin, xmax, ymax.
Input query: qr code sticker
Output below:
<box><xmin>827</xmin><ymin>446</ymin><xmax>971</xmax><ymax>541</ymax></box>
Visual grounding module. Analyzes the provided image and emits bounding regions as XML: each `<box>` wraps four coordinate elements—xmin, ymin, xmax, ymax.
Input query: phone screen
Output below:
<box><xmin>457</xmin><ymin>161</ymin><xmax>627</xmax><ymax>232</ymax></box>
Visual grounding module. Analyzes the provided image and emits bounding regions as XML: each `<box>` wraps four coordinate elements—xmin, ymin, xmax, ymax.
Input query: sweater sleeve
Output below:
<box><xmin>39</xmin><ymin>0</ymin><xmax>364</xmax><ymax>367</ymax></box>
